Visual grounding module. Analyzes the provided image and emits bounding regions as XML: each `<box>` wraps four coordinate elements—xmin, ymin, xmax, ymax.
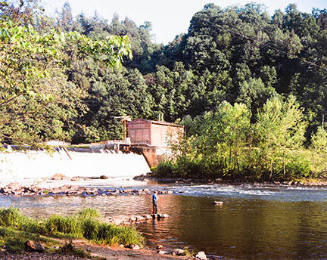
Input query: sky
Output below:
<box><xmin>43</xmin><ymin>0</ymin><xmax>327</xmax><ymax>44</ymax></box>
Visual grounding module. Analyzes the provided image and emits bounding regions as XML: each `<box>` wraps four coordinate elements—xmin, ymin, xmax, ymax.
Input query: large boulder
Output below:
<box><xmin>7</xmin><ymin>182</ymin><xmax>21</xmax><ymax>191</ymax></box>
<box><xmin>50</xmin><ymin>173</ymin><xmax>66</xmax><ymax>180</ymax></box>
<box><xmin>196</xmin><ymin>251</ymin><xmax>207</xmax><ymax>260</ymax></box>
<box><xmin>25</xmin><ymin>240</ymin><xmax>45</xmax><ymax>252</ymax></box>
<box><xmin>173</xmin><ymin>248</ymin><xmax>185</xmax><ymax>256</ymax></box>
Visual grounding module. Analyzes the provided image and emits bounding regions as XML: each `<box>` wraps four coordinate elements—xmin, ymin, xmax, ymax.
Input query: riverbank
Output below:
<box><xmin>2</xmin><ymin>178</ymin><xmax>327</xmax><ymax>259</ymax></box>
<box><xmin>2</xmin><ymin>174</ymin><xmax>327</xmax><ymax>199</ymax></box>
<box><xmin>142</xmin><ymin>174</ymin><xmax>327</xmax><ymax>187</ymax></box>
<box><xmin>0</xmin><ymin>239</ymin><xmax>193</xmax><ymax>260</ymax></box>
<box><xmin>0</xmin><ymin>208</ymin><xmax>199</xmax><ymax>260</ymax></box>
<box><xmin>0</xmin><ymin>182</ymin><xmax>174</xmax><ymax>197</ymax></box>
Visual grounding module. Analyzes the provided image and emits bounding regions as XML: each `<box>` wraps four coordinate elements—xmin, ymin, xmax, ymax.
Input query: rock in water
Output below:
<box><xmin>7</xmin><ymin>182</ymin><xmax>20</xmax><ymax>191</ymax></box>
<box><xmin>214</xmin><ymin>201</ymin><xmax>223</xmax><ymax>206</ymax></box>
<box><xmin>136</xmin><ymin>215</ymin><xmax>145</xmax><ymax>221</ymax></box>
<box><xmin>130</xmin><ymin>216</ymin><xmax>137</xmax><ymax>222</ymax></box>
<box><xmin>50</xmin><ymin>173</ymin><xmax>66</xmax><ymax>180</ymax></box>
<box><xmin>196</xmin><ymin>251</ymin><xmax>207</xmax><ymax>260</ymax></box>
<box><xmin>173</xmin><ymin>248</ymin><xmax>185</xmax><ymax>256</ymax></box>
<box><xmin>157</xmin><ymin>213</ymin><xmax>169</xmax><ymax>219</ymax></box>
<box><xmin>131</xmin><ymin>244</ymin><xmax>140</xmax><ymax>250</ymax></box>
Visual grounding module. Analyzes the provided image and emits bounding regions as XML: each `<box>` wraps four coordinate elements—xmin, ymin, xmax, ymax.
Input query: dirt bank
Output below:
<box><xmin>0</xmin><ymin>239</ymin><xmax>192</xmax><ymax>260</ymax></box>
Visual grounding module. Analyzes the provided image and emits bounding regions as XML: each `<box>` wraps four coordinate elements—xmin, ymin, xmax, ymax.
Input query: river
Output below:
<box><xmin>1</xmin><ymin>183</ymin><xmax>327</xmax><ymax>259</ymax></box>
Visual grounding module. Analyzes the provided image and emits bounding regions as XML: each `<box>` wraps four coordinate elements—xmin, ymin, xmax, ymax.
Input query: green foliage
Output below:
<box><xmin>311</xmin><ymin>126</ymin><xmax>327</xmax><ymax>152</ymax></box>
<box><xmin>0</xmin><ymin>11</ymin><xmax>131</xmax><ymax>144</ymax></box>
<box><xmin>82</xmin><ymin>218</ymin><xmax>98</xmax><ymax>240</ymax></box>
<box><xmin>96</xmin><ymin>223</ymin><xmax>143</xmax><ymax>246</ymax></box>
<box><xmin>1</xmin><ymin>1</ymin><xmax>327</xmax><ymax>157</ymax></box>
<box><xmin>237</xmin><ymin>77</ymin><xmax>278</xmax><ymax>117</ymax></box>
<box><xmin>285</xmin><ymin>153</ymin><xmax>311</xmax><ymax>178</ymax></box>
<box><xmin>76</xmin><ymin>208</ymin><xmax>101</xmax><ymax>219</ymax></box>
<box><xmin>0</xmin><ymin>208</ymin><xmax>143</xmax><ymax>247</ymax></box>
<box><xmin>154</xmin><ymin>161</ymin><xmax>175</xmax><ymax>177</ymax></box>
<box><xmin>0</xmin><ymin>208</ymin><xmax>26</xmax><ymax>228</ymax></box>
<box><xmin>0</xmin><ymin>227</ymin><xmax>50</xmax><ymax>253</ymax></box>
<box><xmin>157</xmin><ymin>97</ymin><xmax>326</xmax><ymax>181</ymax></box>
<box><xmin>44</xmin><ymin>215</ymin><xmax>81</xmax><ymax>236</ymax></box>
<box><xmin>0</xmin><ymin>207</ymin><xmax>46</xmax><ymax>235</ymax></box>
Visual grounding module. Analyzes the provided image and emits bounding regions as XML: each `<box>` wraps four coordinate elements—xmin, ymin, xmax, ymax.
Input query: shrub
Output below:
<box><xmin>174</xmin><ymin>157</ymin><xmax>204</xmax><ymax>177</ymax></box>
<box><xmin>153</xmin><ymin>161</ymin><xmax>175</xmax><ymax>177</ymax></box>
<box><xmin>286</xmin><ymin>154</ymin><xmax>312</xmax><ymax>178</ymax></box>
<box><xmin>82</xmin><ymin>219</ymin><xmax>98</xmax><ymax>240</ymax></box>
<box><xmin>0</xmin><ymin>208</ymin><xmax>26</xmax><ymax>228</ymax></box>
<box><xmin>44</xmin><ymin>215</ymin><xmax>81</xmax><ymax>237</ymax></box>
<box><xmin>0</xmin><ymin>208</ymin><xmax>144</xmax><ymax>247</ymax></box>
<box><xmin>0</xmin><ymin>227</ymin><xmax>50</xmax><ymax>253</ymax></box>
<box><xmin>95</xmin><ymin>223</ymin><xmax>143</xmax><ymax>246</ymax></box>
<box><xmin>76</xmin><ymin>208</ymin><xmax>100</xmax><ymax>219</ymax></box>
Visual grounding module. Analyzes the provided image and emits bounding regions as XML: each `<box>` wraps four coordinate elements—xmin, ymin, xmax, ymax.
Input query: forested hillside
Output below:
<box><xmin>1</xmin><ymin>1</ymin><xmax>327</xmax><ymax>147</ymax></box>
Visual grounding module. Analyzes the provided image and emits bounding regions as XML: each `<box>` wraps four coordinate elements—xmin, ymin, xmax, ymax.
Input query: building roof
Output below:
<box><xmin>129</xmin><ymin>119</ymin><xmax>184</xmax><ymax>128</ymax></box>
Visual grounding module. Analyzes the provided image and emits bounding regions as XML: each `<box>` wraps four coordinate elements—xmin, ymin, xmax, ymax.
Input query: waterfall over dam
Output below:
<box><xmin>0</xmin><ymin>148</ymin><xmax>150</xmax><ymax>187</ymax></box>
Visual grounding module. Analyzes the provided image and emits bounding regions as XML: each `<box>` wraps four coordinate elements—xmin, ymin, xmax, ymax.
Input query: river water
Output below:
<box><xmin>1</xmin><ymin>183</ymin><xmax>327</xmax><ymax>259</ymax></box>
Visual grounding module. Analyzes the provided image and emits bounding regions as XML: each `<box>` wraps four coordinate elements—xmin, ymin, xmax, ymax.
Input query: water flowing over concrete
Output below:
<box><xmin>0</xmin><ymin>149</ymin><xmax>150</xmax><ymax>186</ymax></box>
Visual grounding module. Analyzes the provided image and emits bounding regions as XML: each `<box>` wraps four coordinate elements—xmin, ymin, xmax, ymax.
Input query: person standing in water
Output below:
<box><xmin>152</xmin><ymin>191</ymin><xmax>158</xmax><ymax>214</ymax></box>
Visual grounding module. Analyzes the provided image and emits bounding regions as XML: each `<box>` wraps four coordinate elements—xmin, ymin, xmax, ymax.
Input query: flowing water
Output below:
<box><xmin>0</xmin><ymin>150</ymin><xmax>150</xmax><ymax>186</ymax></box>
<box><xmin>2</xmin><ymin>183</ymin><xmax>327</xmax><ymax>259</ymax></box>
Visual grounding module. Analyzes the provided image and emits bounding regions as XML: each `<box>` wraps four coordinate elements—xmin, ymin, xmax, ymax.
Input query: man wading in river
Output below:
<box><xmin>152</xmin><ymin>191</ymin><xmax>158</xmax><ymax>214</ymax></box>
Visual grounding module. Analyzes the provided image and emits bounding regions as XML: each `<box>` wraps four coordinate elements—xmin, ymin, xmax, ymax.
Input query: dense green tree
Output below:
<box><xmin>254</xmin><ymin>96</ymin><xmax>307</xmax><ymax>178</ymax></box>
<box><xmin>0</xmin><ymin>8</ymin><xmax>131</xmax><ymax>144</ymax></box>
<box><xmin>1</xmin><ymin>0</ymin><xmax>327</xmax><ymax>154</ymax></box>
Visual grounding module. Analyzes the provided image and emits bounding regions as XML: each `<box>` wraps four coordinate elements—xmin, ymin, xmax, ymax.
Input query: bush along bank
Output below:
<box><xmin>154</xmin><ymin>97</ymin><xmax>327</xmax><ymax>183</ymax></box>
<box><xmin>0</xmin><ymin>208</ymin><xmax>143</xmax><ymax>255</ymax></box>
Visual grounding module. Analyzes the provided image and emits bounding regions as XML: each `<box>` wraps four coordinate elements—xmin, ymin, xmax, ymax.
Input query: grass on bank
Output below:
<box><xmin>0</xmin><ymin>208</ymin><xmax>143</xmax><ymax>254</ymax></box>
<box><xmin>0</xmin><ymin>226</ymin><xmax>55</xmax><ymax>253</ymax></box>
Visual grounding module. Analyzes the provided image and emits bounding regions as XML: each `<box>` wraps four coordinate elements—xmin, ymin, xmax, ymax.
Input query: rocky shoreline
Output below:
<box><xmin>142</xmin><ymin>175</ymin><xmax>327</xmax><ymax>187</ymax></box>
<box><xmin>0</xmin><ymin>182</ymin><xmax>175</xmax><ymax>197</ymax></box>
<box><xmin>0</xmin><ymin>238</ymin><xmax>208</xmax><ymax>260</ymax></box>
<box><xmin>2</xmin><ymin>174</ymin><xmax>327</xmax><ymax>198</ymax></box>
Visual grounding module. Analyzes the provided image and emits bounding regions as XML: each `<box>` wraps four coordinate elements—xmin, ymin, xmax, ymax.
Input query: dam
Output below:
<box><xmin>0</xmin><ymin>118</ymin><xmax>184</xmax><ymax>187</ymax></box>
<box><xmin>0</xmin><ymin>147</ymin><xmax>150</xmax><ymax>187</ymax></box>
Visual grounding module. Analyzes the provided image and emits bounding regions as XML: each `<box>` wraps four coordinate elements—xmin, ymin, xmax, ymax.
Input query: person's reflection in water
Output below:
<box><xmin>152</xmin><ymin>217</ymin><xmax>157</xmax><ymax>232</ymax></box>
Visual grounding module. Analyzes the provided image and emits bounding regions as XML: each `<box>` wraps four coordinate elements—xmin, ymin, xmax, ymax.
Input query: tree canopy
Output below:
<box><xmin>1</xmin><ymin>0</ymin><xmax>327</xmax><ymax>150</ymax></box>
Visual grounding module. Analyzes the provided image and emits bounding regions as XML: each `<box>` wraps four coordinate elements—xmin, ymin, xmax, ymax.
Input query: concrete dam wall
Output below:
<box><xmin>0</xmin><ymin>148</ymin><xmax>150</xmax><ymax>187</ymax></box>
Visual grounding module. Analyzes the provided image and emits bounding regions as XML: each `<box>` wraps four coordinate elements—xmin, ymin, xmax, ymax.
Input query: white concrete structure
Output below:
<box><xmin>0</xmin><ymin>149</ymin><xmax>150</xmax><ymax>187</ymax></box>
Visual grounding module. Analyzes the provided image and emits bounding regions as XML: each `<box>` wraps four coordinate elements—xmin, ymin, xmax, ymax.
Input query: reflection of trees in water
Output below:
<box><xmin>140</xmin><ymin>196</ymin><xmax>327</xmax><ymax>258</ymax></box>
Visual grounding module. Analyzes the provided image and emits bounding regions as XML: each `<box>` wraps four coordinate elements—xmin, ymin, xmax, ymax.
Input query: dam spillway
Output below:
<box><xmin>0</xmin><ymin>148</ymin><xmax>150</xmax><ymax>187</ymax></box>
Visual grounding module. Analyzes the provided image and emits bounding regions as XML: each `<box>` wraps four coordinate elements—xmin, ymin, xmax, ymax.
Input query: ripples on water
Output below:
<box><xmin>171</xmin><ymin>184</ymin><xmax>327</xmax><ymax>201</ymax></box>
<box><xmin>3</xmin><ymin>183</ymin><xmax>327</xmax><ymax>259</ymax></box>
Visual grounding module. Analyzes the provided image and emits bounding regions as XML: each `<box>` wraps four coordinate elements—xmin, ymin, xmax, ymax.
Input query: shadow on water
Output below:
<box><xmin>2</xmin><ymin>185</ymin><xmax>327</xmax><ymax>258</ymax></box>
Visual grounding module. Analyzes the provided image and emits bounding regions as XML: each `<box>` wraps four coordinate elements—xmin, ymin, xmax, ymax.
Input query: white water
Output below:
<box><xmin>167</xmin><ymin>184</ymin><xmax>327</xmax><ymax>201</ymax></box>
<box><xmin>0</xmin><ymin>149</ymin><xmax>150</xmax><ymax>187</ymax></box>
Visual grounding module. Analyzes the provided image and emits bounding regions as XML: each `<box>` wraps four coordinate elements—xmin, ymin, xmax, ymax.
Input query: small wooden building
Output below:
<box><xmin>127</xmin><ymin>119</ymin><xmax>184</xmax><ymax>147</ymax></box>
